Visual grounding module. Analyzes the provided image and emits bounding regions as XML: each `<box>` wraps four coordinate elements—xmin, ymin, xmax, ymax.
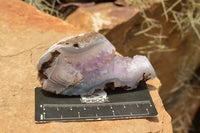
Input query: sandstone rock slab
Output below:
<box><xmin>66</xmin><ymin>2</ymin><xmax>139</xmax><ymax>32</ymax></box>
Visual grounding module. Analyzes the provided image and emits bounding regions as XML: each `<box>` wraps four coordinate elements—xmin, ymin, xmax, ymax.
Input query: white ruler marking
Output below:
<box><xmin>43</xmin><ymin>112</ymin><xmax>150</xmax><ymax>120</ymax></box>
<box><xmin>78</xmin><ymin>112</ymin><xmax>80</xmax><ymax>118</ymax></box>
<box><xmin>41</xmin><ymin>100</ymin><xmax>154</xmax><ymax>120</ymax></box>
<box><xmin>43</xmin><ymin>100</ymin><xmax>151</xmax><ymax>108</ymax></box>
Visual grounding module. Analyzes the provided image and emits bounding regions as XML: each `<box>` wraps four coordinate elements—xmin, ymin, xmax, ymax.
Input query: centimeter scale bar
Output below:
<box><xmin>35</xmin><ymin>81</ymin><xmax>158</xmax><ymax>122</ymax></box>
<box><xmin>39</xmin><ymin>100</ymin><xmax>153</xmax><ymax>121</ymax></box>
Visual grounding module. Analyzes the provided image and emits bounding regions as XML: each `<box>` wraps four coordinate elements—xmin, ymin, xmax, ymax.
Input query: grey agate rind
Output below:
<box><xmin>37</xmin><ymin>32</ymin><xmax>156</xmax><ymax>95</ymax></box>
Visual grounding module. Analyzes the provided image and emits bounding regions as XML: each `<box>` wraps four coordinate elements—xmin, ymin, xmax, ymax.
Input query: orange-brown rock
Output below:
<box><xmin>105</xmin><ymin>3</ymin><xmax>200</xmax><ymax>101</ymax></box>
<box><xmin>0</xmin><ymin>0</ymin><xmax>172</xmax><ymax>132</ymax></box>
<box><xmin>0</xmin><ymin>0</ymin><xmax>83</xmax><ymax>57</ymax></box>
<box><xmin>67</xmin><ymin>2</ymin><xmax>139</xmax><ymax>32</ymax></box>
<box><xmin>105</xmin><ymin>3</ymin><xmax>200</xmax><ymax>132</ymax></box>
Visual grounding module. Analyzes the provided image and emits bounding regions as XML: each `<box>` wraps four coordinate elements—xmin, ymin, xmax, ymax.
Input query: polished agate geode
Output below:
<box><xmin>37</xmin><ymin>32</ymin><xmax>156</xmax><ymax>95</ymax></box>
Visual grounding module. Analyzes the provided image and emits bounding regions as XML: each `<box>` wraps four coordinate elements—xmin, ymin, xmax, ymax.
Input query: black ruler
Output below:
<box><xmin>35</xmin><ymin>81</ymin><xmax>158</xmax><ymax>122</ymax></box>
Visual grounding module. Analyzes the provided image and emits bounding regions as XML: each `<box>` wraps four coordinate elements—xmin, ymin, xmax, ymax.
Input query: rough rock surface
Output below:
<box><xmin>66</xmin><ymin>2</ymin><xmax>139</xmax><ymax>32</ymax></box>
<box><xmin>105</xmin><ymin>3</ymin><xmax>200</xmax><ymax>100</ymax></box>
<box><xmin>104</xmin><ymin>3</ymin><xmax>200</xmax><ymax>131</ymax></box>
<box><xmin>0</xmin><ymin>0</ymin><xmax>172</xmax><ymax>132</ymax></box>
